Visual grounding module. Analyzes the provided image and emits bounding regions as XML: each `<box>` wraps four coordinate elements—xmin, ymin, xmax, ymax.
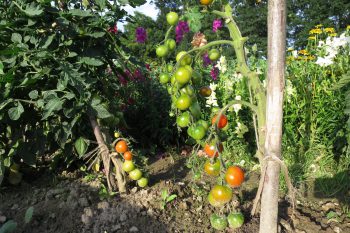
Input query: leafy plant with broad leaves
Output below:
<box><xmin>0</xmin><ymin>0</ymin><xmax>146</xmax><ymax>186</ymax></box>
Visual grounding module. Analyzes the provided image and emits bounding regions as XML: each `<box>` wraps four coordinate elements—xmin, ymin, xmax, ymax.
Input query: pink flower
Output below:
<box><xmin>202</xmin><ymin>53</ymin><xmax>212</xmax><ymax>66</ymax></box>
<box><xmin>135</xmin><ymin>27</ymin><xmax>147</xmax><ymax>43</ymax></box>
<box><xmin>212</xmin><ymin>19</ymin><xmax>222</xmax><ymax>32</ymax></box>
<box><xmin>175</xmin><ymin>21</ymin><xmax>190</xmax><ymax>43</ymax></box>
<box><xmin>210</xmin><ymin>66</ymin><xmax>219</xmax><ymax>80</ymax></box>
<box><xmin>108</xmin><ymin>24</ymin><xmax>118</xmax><ymax>34</ymax></box>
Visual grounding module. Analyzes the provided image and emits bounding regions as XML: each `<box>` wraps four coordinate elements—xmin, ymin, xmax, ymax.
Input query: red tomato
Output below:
<box><xmin>211</xmin><ymin>114</ymin><xmax>228</xmax><ymax>129</ymax></box>
<box><xmin>225</xmin><ymin>166</ymin><xmax>245</xmax><ymax>188</ymax></box>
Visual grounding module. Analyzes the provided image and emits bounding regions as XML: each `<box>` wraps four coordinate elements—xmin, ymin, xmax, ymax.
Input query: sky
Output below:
<box><xmin>117</xmin><ymin>1</ymin><xmax>159</xmax><ymax>31</ymax></box>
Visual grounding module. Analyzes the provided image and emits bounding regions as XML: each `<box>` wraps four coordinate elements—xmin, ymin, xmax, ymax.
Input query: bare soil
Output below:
<box><xmin>0</xmin><ymin>154</ymin><xmax>349</xmax><ymax>233</ymax></box>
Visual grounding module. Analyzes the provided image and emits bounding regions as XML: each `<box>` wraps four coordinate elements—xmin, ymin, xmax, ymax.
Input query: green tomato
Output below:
<box><xmin>184</xmin><ymin>65</ymin><xmax>193</xmax><ymax>74</ymax></box>
<box><xmin>210</xmin><ymin>214</ymin><xmax>228</xmax><ymax>230</ymax></box>
<box><xmin>129</xmin><ymin>169</ymin><xmax>142</xmax><ymax>181</ymax></box>
<box><xmin>191</xmin><ymin>71</ymin><xmax>202</xmax><ymax>86</ymax></box>
<box><xmin>176</xmin><ymin>51</ymin><xmax>192</xmax><ymax>66</ymax></box>
<box><xmin>227</xmin><ymin>212</ymin><xmax>244</xmax><ymax>229</ymax></box>
<box><xmin>175</xmin><ymin>67</ymin><xmax>192</xmax><ymax>85</ymax></box>
<box><xmin>156</xmin><ymin>45</ymin><xmax>169</xmax><ymax>58</ymax></box>
<box><xmin>166</xmin><ymin>39</ymin><xmax>176</xmax><ymax>51</ymax></box>
<box><xmin>176</xmin><ymin>94</ymin><xmax>191</xmax><ymax>110</ymax></box>
<box><xmin>180</xmin><ymin>85</ymin><xmax>195</xmax><ymax>96</ymax></box>
<box><xmin>137</xmin><ymin>177</ymin><xmax>149</xmax><ymax>187</ymax></box>
<box><xmin>159</xmin><ymin>73</ymin><xmax>170</xmax><ymax>84</ymax></box>
<box><xmin>191</xmin><ymin>124</ymin><xmax>206</xmax><ymax>140</ymax></box>
<box><xmin>189</xmin><ymin>101</ymin><xmax>201</xmax><ymax>119</ymax></box>
<box><xmin>208</xmin><ymin>49</ymin><xmax>220</xmax><ymax>61</ymax></box>
<box><xmin>166</xmin><ymin>12</ymin><xmax>179</xmax><ymax>26</ymax></box>
<box><xmin>176</xmin><ymin>111</ymin><xmax>191</xmax><ymax>128</ymax></box>
<box><xmin>167</xmin><ymin>64</ymin><xmax>174</xmax><ymax>72</ymax></box>
<box><xmin>197</xmin><ymin>119</ymin><xmax>209</xmax><ymax>130</ymax></box>
<box><xmin>122</xmin><ymin>161</ymin><xmax>135</xmax><ymax>173</ymax></box>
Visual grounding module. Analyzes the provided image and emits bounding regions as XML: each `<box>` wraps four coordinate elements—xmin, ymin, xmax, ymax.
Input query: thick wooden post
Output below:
<box><xmin>259</xmin><ymin>0</ymin><xmax>287</xmax><ymax>232</ymax></box>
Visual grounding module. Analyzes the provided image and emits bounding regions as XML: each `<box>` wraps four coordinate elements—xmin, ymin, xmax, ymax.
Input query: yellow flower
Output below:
<box><xmin>287</xmin><ymin>47</ymin><xmax>294</xmax><ymax>52</ymax></box>
<box><xmin>298</xmin><ymin>49</ymin><xmax>309</xmax><ymax>56</ymax></box>
<box><xmin>309</xmin><ymin>28</ymin><xmax>322</xmax><ymax>34</ymax></box>
<box><xmin>329</xmin><ymin>33</ymin><xmax>337</xmax><ymax>37</ymax></box>
<box><xmin>324</xmin><ymin>27</ymin><xmax>335</xmax><ymax>33</ymax></box>
<box><xmin>307</xmin><ymin>55</ymin><xmax>316</xmax><ymax>60</ymax></box>
<box><xmin>346</xmin><ymin>25</ymin><xmax>350</xmax><ymax>31</ymax></box>
<box><xmin>315</xmin><ymin>24</ymin><xmax>323</xmax><ymax>28</ymax></box>
<box><xmin>308</xmin><ymin>36</ymin><xmax>316</xmax><ymax>40</ymax></box>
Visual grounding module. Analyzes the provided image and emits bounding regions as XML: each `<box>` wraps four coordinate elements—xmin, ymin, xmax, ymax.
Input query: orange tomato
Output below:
<box><xmin>210</xmin><ymin>185</ymin><xmax>232</xmax><ymax>204</ymax></box>
<box><xmin>123</xmin><ymin>151</ymin><xmax>133</xmax><ymax>161</ymax></box>
<box><xmin>204</xmin><ymin>143</ymin><xmax>223</xmax><ymax>158</ymax></box>
<box><xmin>211</xmin><ymin>114</ymin><xmax>228</xmax><ymax>129</ymax></box>
<box><xmin>115</xmin><ymin>140</ymin><xmax>128</xmax><ymax>153</ymax></box>
<box><xmin>225</xmin><ymin>166</ymin><xmax>245</xmax><ymax>188</ymax></box>
<box><xmin>200</xmin><ymin>0</ymin><xmax>213</xmax><ymax>5</ymax></box>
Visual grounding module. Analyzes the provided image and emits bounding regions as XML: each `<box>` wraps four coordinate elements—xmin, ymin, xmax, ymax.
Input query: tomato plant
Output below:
<box><xmin>137</xmin><ymin>177</ymin><xmax>148</xmax><ymax>187</ymax></box>
<box><xmin>159</xmin><ymin>73</ymin><xmax>170</xmax><ymax>84</ymax></box>
<box><xmin>208</xmin><ymin>49</ymin><xmax>220</xmax><ymax>61</ymax></box>
<box><xmin>204</xmin><ymin>142</ymin><xmax>223</xmax><ymax>158</ymax></box>
<box><xmin>176</xmin><ymin>94</ymin><xmax>192</xmax><ymax>110</ymax></box>
<box><xmin>122</xmin><ymin>161</ymin><xmax>135</xmax><ymax>173</ymax></box>
<box><xmin>227</xmin><ymin>212</ymin><xmax>244</xmax><ymax>229</ymax></box>
<box><xmin>200</xmin><ymin>0</ymin><xmax>214</xmax><ymax>5</ymax></box>
<box><xmin>210</xmin><ymin>214</ymin><xmax>228</xmax><ymax>230</ymax></box>
<box><xmin>199</xmin><ymin>86</ymin><xmax>212</xmax><ymax>97</ymax></box>
<box><xmin>176</xmin><ymin>112</ymin><xmax>191</xmax><ymax>128</ymax></box>
<box><xmin>175</xmin><ymin>67</ymin><xmax>192</xmax><ymax>85</ymax></box>
<box><xmin>156</xmin><ymin>45</ymin><xmax>169</xmax><ymax>58</ymax></box>
<box><xmin>129</xmin><ymin>169</ymin><xmax>142</xmax><ymax>180</ymax></box>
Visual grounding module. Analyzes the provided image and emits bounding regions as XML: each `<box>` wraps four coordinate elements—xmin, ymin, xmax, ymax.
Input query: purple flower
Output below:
<box><xmin>210</xmin><ymin>66</ymin><xmax>219</xmax><ymax>80</ymax></box>
<box><xmin>202</xmin><ymin>53</ymin><xmax>212</xmax><ymax>66</ymax></box>
<box><xmin>175</xmin><ymin>21</ymin><xmax>190</xmax><ymax>43</ymax></box>
<box><xmin>212</xmin><ymin>19</ymin><xmax>222</xmax><ymax>32</ymax></box>
<box><xmin>135</xmin><ymin>27</ymin><xmax>147</xmax><ymax>43</ymax></box>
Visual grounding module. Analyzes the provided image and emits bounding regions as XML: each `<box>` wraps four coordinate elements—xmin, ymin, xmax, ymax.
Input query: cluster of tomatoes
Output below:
<box><xmin>155</xmin><ymin>7</ymin><xmax>246</xmax><ymax>230</ymax></box>
<box><xmin>115</xmin><ymin>139</ymin><xmax>148</xmax><ymax>188</ymax></box>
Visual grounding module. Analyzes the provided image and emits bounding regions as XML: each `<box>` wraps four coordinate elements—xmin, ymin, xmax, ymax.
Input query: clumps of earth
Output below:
<box><xmin>1</xmin><ymin>156</ymin><xmax>350</xmax><ymax>233</ymax></box>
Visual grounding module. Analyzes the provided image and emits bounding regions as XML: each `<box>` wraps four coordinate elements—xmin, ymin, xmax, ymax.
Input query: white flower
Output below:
<box><xmin>232</xmin><ymin>72</ymin><xmax>243</xmax><ymax>83</ymax></box>
<box><xmin>215</xmin><ymin>56</ymin><xmax>227</xmax><ymax>74</ymax></box>
<box><xmin>285</xmin><ymin>80</ymin><xmax>296</xmax><ymax>102</ymax></box>
<box><xmin>206</xmin><ymin>82</ymin><xmax>218</xmax><ymax>107</ymax></box>
<box><xmin>233</xmin><ymin>95</ymin><xmax>242</xmax><ymax>113</ymax></box>
<box><xmin>292</xmin><ymin>50</ymin><xmax>298</xmax><ymax>58</ymax></box>
<box><xmin>315</xmin><ymin>56</ymin><xmax>334</xmax><ymax>67</ymax></box>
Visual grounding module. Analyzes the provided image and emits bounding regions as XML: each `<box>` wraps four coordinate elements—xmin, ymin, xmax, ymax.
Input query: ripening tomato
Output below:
<box><xmin>123</xmin><ymin>151</ymin><xmax>133</xmax><ymax>161</ymax></box>
<box><xmin>166</xmin><ymin>12</ymin><xmax>179</xmax><ymax>26</ymax></box>
<box><xmin>176</xmin><ymin>111</ymin><xmax>191</xmax><ymax>128</ymax></box>
<box><xmin>225</xmin><ymin>166</ymin><xmax>245</xmax><ymax>188</ymax></box>
<box><xmin>204</xmin><ymin>142</ymin><xmax>223</xmax><ymax>158</ymax></box>
<box><xmin>129</xmin><ymin>168</ymin><xmax>142</xmax><ymax>180</ymax></box>
<box><xmin>122</xmin><ymin>160</ymin><xmax>135</xmax><ymax>172</ymax></box>
<box><xmin>199</xmin><ymin>86</ymin><xmax>212</xmax><ymax>97</ymax></box>
<box><xmin>210</xmin><ymin>184</ymin><xmax>232</xmax><ymax>204</ymax></box>
<box><xmin>156</xmin><ymin>45</ymin><xmax>169</xmax><ymax>57</ymax></box>
<box><xmin>204</xmin><ymin>160</ymin><xmax>220</xmax><ymax>176</ymax></box>
<box><xmin>115</xmin><ymin>140</ymin><xmax>128</xmax><ymax>153</ymax></box>
<box><xmin>175</xmin><ymin>67</ymin><xmax>192</xmax><ymax>85</ymax></box>
<box><xmin>176</xmin><ymin>94</ymin><xmax>191</xmax><ymax>110</ymax></box>
<box><xmin>159</xmin><ymin>73</ymin><xmax>170</xmax><ymax>84</ymax></box>
<box><xmin>211</xmin><ymin>114</ymin><xmax>228</xmax><ymax>129</ymax></box>
<box><xmin>207</xmin><ymin>192</ymin><xmax>224</xmax><ymax>207</ymax></box>
<box><xmin>200</xmin><ymin>0</ymin><xmax>213</xmax><ymax>5</ymax></box>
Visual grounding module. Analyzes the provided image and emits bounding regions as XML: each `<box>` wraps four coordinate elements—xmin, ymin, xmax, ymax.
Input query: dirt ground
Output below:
<box><xmin>0</xmin><ymin>154</ymin><xmax>350</xmax><ymax>233</ymax></box>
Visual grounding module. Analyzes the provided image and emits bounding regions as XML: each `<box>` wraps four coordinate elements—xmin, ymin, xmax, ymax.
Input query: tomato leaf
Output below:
<box><xmin>22</xmin><ymin>3</ymin><xmax>43</xmax><ymax>17</ymax></box>
<box><xmin>24</xmin><ymin>206</ymin><xmax>34</xmax><ymax>224</ymax></box>
<box><xmin>91</xmin><ymin>104</ymin><xmax>112</xmax><ymax>119</ymax></box>
<box><xmin>80</xmin><ymin>57</ymin><xmax>104</xmax><ymax>66</ymax></box>
<box><xmin>8</xmin><ymin>102</ymin><xmax>24</xmax><ymax>121</ymax></box>
<box><xmin>28</xmin><ymin>90</ymin><xmax>39</xmax><ymax>99</ymax></box>
<box><xmin>11</xmin><ymin>33</ymin><xmax>22</xmax><ymax>43</ymax></box>
<box><xmin>0</xmin><ymin>220</ymin><xmax>17</xmax><ymax>233</ymax></box>
<box><xmin>0</xmin><ymin>61</ymin><xmax>4</xmax><ymax>75</ymax></box>
<box><xmin>42</xmin><ymin>97</ymin><xmax>63</xmax><ymax>120</ymax></box>
<box><xmin>68</xmin><ymin>9</ymin><xmax>93</xmax><ymax>17</ymax></box>
<box><xmin>74</xmin><ymin>137</ymin><xmax>89</xmax><ymax>157</ymax></box>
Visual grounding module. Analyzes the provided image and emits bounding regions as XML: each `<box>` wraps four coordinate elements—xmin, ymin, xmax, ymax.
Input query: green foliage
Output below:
<box><xmin>0</xmin><ymin>0</ymin><xmax>147</xmax><ymax>184</ymax></box>
<box><xmin>160</xmin><ymin>188</ymin><xmax>177</xmax><ymax>209</ymax></box>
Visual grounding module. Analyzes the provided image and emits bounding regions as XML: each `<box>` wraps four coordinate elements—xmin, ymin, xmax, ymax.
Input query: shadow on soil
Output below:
<box><xmin>0</xmin><ymin>172</ymin><xmax>169</xmax><ymax>233</ymax></box>
<box><xmin>313</xmin><ymin>169</ymin><xmax>350</xmax><ymax>207</ymax></box>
